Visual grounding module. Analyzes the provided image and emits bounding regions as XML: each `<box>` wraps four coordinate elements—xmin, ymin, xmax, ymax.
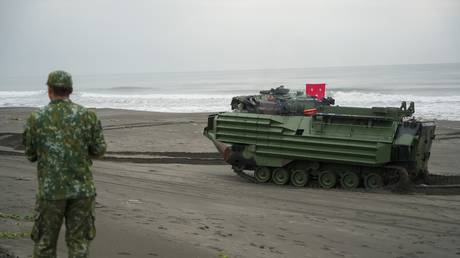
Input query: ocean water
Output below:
<box><xmin>1</xmin><ymin>63</ymin><xmax>460</xmax><ymax>120</ymax></box>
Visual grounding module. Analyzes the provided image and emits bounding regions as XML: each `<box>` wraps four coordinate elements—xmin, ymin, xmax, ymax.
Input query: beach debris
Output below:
<box><xmin>15</xmin><ymin>176</ymin><xmax>32</xmax><ymax>181</ymax></box>
<box><xmin>218</xmin><ymin>252</ymin><xmax>230</xmax><ymax>258</ymax></box>
<box><xmin>127</xmin><ymin>199</ymin><xmax>144</xmax><ymax>204</ymax></box>
<box><xmin>198</xmin><ymin>225</ymin><xmax>210</xmax><ymax>230</ymax></box>
<box><xmin>0</xmin><ymin>212</ymin><xmax>33</xmax><ymax>221</ymax></box>
<box><xmin>0</xmin><ymin>231</ymin><xmax>31</xmax><ymax>239</ymax></box>
<box><xmin>95</xmin><ymin>201</ymin><xmax>105</xmax><ymax>208</ymax></box>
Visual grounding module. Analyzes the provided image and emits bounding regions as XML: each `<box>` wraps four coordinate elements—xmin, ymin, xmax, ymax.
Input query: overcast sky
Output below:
<box><xmin>0</xmin><ymin>0</ymin><xmax>459</xmax><ymax>76</ymax></box>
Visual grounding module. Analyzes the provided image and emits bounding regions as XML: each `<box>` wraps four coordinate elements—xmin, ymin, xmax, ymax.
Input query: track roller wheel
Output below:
<box><xmin>319</xmin><ymin>171</ymin><xmax>337</xmax><ymax>189</ymax></box>
<box><xmin>254</xmin><ymin>167</ymin><xmax>272</xmax><ymax>183</ymax></box>
<box><xmin>364</xmin><ymin>172</ymin><xmax>384</xmax><ymax>189</ymax></box>
<box><xmin>340</xmin><ymin>172</ymin><xmax>360</xmax><ymax>189</ymax></box>
<box><xmin>290</xmin><ymin>169</ymin><xmax>309</xmax><ymax>187</ymax></box>
<box><xmin>272</xmin><ymin>168</ymin><xmax>290</xmax><ymax>185</ymax></box>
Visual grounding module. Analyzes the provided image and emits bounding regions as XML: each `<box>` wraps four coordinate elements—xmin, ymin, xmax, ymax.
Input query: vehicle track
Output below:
<box><xmin>1</xmin><ymin>154</ymin><xmax>459</xmax><ymax>247</ymax></box>
<box><xmin>435</xmin><ymin>131</ymin><xmax>460</xmax><ymax>141</ymax></box>
<box><xmin>93</xmin><ymin>166</ymin><xmax>460</xmax><ymax>234</ymax></box>
<box><xmin>0</xmin><ymin>148</ymin><xmax>225</xmax><ymax>165</ymax></box>
<box><xmin>95</xmin><ymin>175</ymin><xmax>460</xmax><ymax>236</ymax></box>
<box><xmin>94</xmin><ymin>162</ymin><xmax>460</xmax><ymax>210</ymax></box>
<box><xmin>102</xmin><ymin>121</ymin><xmax>195</xmax><ymax>131</ymax></box>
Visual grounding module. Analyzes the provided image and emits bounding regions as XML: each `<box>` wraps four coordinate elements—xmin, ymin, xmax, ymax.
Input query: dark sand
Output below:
<box><xmin>1</xmin><ymin>107</ymin><xmax>460</xmax><ymax>258</ymax></box>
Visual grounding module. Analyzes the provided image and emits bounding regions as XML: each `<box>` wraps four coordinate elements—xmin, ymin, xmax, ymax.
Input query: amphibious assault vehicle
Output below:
<box><xmin>203</xmin><ymin>86</ymin><xmax>436</xmax><ymax>190</ymax></box>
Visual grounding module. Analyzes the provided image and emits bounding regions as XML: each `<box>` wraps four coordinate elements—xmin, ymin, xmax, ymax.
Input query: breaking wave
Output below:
<box><xmin>0</xmin><ymin>91</ymin><xmax>234</xmax><ymax>113</ymax></box>
<box><xmin>329</xmin><ymin>91</ymin><xmax>460</xmax><ymax>120</ymax></box>
<box><xmin>1</xmin><ymin>90</ymin><xmax>460</xmax><ymax>120</ymax></box>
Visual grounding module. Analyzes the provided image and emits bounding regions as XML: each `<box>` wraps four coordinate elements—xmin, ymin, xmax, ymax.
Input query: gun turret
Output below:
<box><xmin>231</xmin><ymin>86</ymin><xmax>334</xmax><ymax>115</ymax></box>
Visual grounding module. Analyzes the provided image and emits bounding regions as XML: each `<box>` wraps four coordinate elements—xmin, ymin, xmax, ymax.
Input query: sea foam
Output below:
<box><xmin>1</xmin><ymin>90</ymin><xmax>460</xmax><ymax>120</ymax></box>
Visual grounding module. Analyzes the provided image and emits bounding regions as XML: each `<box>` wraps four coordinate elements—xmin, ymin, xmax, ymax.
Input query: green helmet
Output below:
<box><xmin>46</xmin><ymin>70</ymin><xmax>73</xmax><ymax>89</ymax></box>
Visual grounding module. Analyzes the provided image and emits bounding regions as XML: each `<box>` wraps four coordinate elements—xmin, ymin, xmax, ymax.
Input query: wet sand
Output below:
<box><xmin>1</xmin><ymin>107</ymin><xmax>460</xmax><ymax>258</ymax></box>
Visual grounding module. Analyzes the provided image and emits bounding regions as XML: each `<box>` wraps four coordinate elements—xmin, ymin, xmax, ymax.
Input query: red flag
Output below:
<box><xmin>306</xmin><ymin>83</ymin><xmax>326</xmax><ymax>100</ymax></box>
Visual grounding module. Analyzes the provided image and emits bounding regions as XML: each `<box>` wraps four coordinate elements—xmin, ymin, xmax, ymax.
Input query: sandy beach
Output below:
<box><xmin>1</xmin><ymin>107</ymin><xmax>460</xmax><ymax>258</ymax></box>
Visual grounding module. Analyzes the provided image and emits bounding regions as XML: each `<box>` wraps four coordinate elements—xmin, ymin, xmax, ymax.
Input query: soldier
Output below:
<box><xmin>23</xmin><ymin>70</ymin><xmax>106</xmax><ymax>258</ymax></box>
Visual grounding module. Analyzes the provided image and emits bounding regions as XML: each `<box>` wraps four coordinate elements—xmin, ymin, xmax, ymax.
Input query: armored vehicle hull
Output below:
<box><xmin>204</xmin><ymin>102</ymin><xmax>436</xmax><ymax>190</ymax></box>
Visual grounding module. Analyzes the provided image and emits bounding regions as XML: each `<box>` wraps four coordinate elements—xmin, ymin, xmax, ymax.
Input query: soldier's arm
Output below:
<box><xmin>23</xmin><ymin>114</ymin><xmax>38</xmax><ymax>162</ymax></box>
<box><xmin>88</xmin><ymin>112</ymin><xmax>107</xmax><ymax>158</ymax></box>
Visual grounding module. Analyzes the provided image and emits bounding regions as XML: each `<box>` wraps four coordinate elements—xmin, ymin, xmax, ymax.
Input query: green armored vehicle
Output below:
<box><xmin>204</xmin><ymin>87</ymin><xmax>436</xmax><ymax>190</ymax></box>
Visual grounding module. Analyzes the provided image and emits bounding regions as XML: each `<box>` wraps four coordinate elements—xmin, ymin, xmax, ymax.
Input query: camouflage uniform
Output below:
<box><xmin>23</xmin><ymin>71</ymin><xmax>106</xmax><ymax>258</ymax></box>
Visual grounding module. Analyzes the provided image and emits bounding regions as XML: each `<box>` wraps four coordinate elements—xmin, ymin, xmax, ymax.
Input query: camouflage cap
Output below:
<box><xmin>46</xmin><ymin>70</ymin><xmax>73</xmax><ymax>89</ymax></box>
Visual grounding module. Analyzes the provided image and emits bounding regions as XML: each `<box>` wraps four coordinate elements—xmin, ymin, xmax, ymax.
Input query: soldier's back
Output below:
<box><xmin>28</xmin><ymin>99</ymin><xmax>104</xmax><ymax>200</ymax></box>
